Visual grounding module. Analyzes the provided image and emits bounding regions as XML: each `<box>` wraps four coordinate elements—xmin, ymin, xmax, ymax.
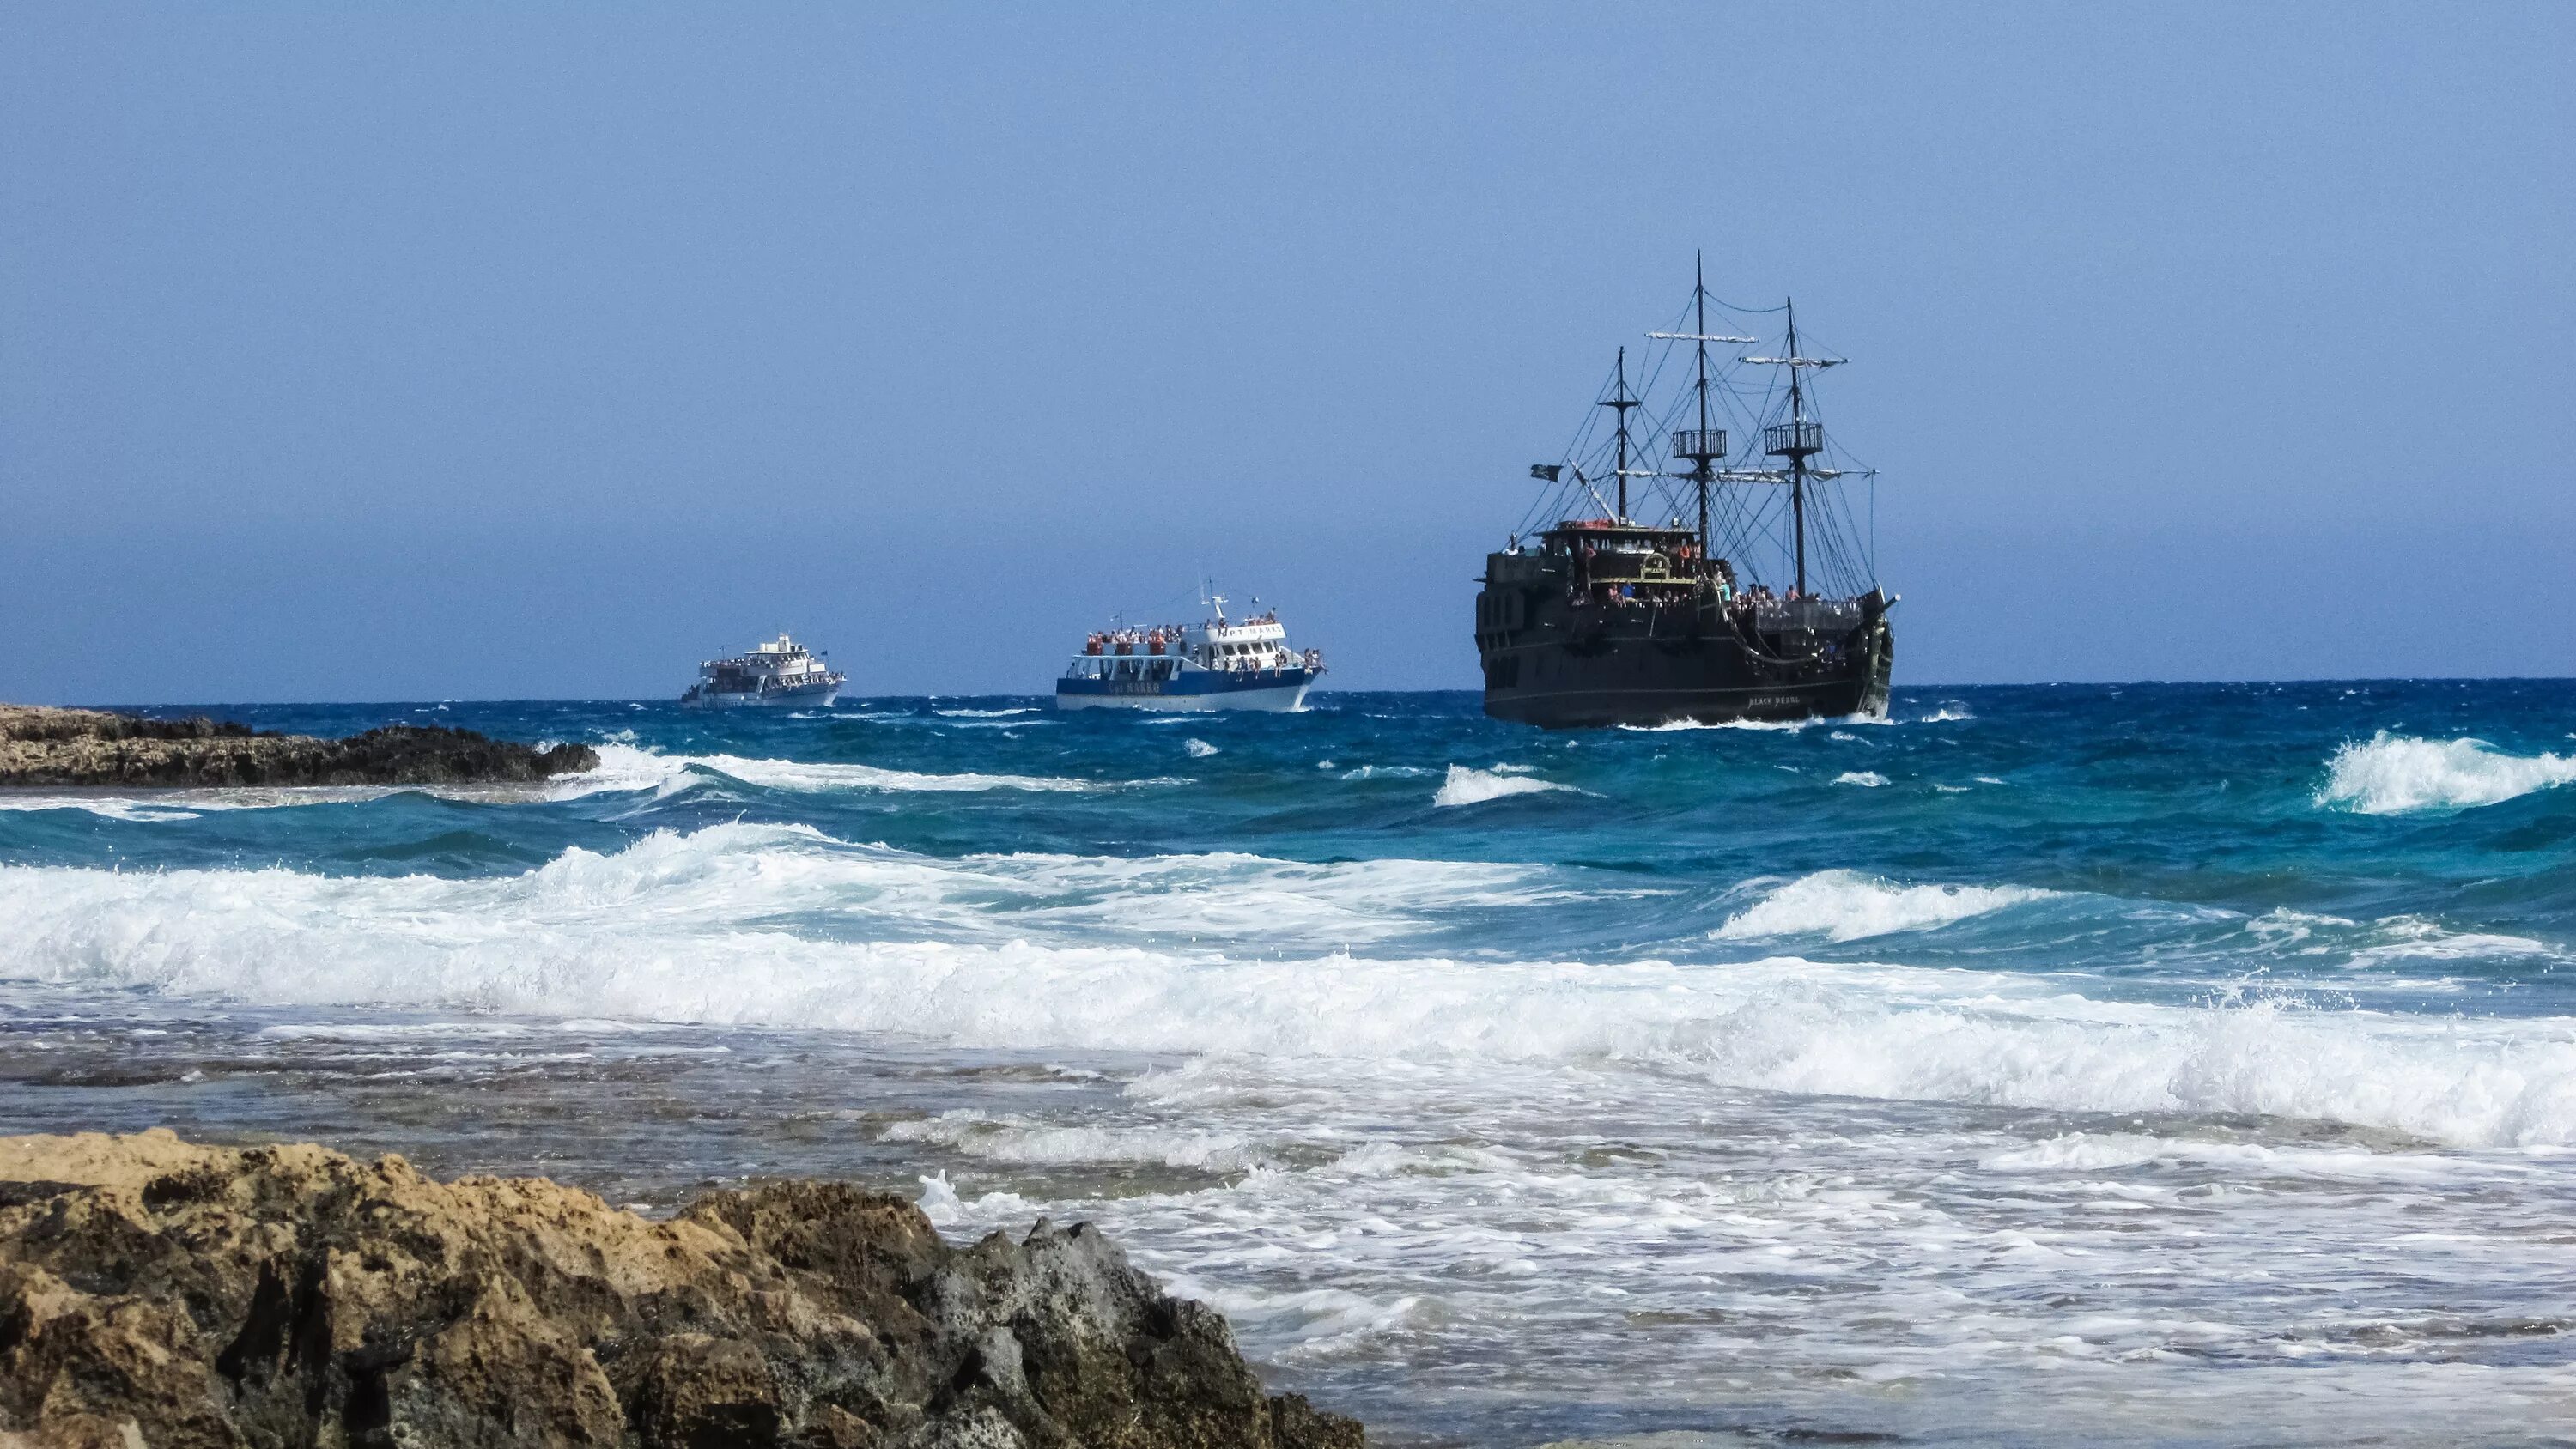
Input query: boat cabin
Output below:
<box><xmin>1514</xmin><ymin>520</ymin><xmax>1727</xmax><ymax>608</ymax></box>
<box><xmin>697</xmin><ymin>634</ymin><xmax>835</xmax><ymax>692</ymax></box>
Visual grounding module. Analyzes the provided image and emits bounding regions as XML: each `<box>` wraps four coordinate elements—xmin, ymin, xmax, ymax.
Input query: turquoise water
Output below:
<box><xmin>3</xmin><ymin>682</ymin><xmax>2573</xmax><ymax>1445</ymax></box>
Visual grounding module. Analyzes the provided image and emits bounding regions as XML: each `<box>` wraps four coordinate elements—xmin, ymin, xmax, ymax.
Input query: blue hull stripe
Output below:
<box><xmin>1057</xmin><ymin>668</ymin><xmax>1318</xmax><ymax>699</ymax></box>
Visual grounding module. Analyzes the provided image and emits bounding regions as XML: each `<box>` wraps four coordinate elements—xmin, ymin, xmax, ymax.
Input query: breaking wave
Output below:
<box><xmin>1433</xmin><ymin>765</ymin><xmax>1582</xmax><ymax>807</ymax></box>
<box><xmin>1716</xmin><ymin>870</ymin><xmax>2057</xmax><ymax>942</ymax></box>
<box><xmin>2316</xmin><ymin>732</ymin><xmax>2576</xmax><ymax>815</ymax></box>
<box><xmin>1</xmin><ymin>830</ymin><xmax>2569</xmax><ymax>1148</ymax></box>
<box><xmin>567</xmin><ymin>743</ymin><xmax>1157</xmax><ymax>797</ymax></box>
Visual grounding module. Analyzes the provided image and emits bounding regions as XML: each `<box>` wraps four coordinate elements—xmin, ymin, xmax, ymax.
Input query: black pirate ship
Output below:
<box><xmin>1475</xmin><ymin>259</ymin><xmax>1895</xmax><ymax>727</ymax></box>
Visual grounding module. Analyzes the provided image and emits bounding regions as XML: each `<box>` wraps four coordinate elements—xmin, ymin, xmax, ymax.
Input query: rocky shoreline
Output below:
<box><xmin>0</xmin><ymin>1130</ymin><xmax>1362</xmax><ymax>1449</ymax></box>
<box><xmin>0</xmin><ymin>706</ymin><xmax>597</xmax><ymax>789</ymax></box>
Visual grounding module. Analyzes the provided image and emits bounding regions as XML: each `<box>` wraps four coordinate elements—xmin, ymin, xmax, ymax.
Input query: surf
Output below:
<box><xmin>4</xmin><ymin>828</ymin><xmax>2573</xmax><ymax>1149</ymax></box>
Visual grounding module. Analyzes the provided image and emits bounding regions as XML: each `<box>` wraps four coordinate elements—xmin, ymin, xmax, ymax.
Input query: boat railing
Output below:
<box><xmin>1749</xmin><ymin>597</ymin><xmax>1864</xmax><ymax>631</ymax></box>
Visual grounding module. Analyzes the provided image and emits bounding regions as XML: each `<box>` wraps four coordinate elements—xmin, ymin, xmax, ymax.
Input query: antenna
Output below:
<box><xmin>1196</xmin><ymin>574</ymin><xmax>1232</xmax><ymax>624</ymax></box>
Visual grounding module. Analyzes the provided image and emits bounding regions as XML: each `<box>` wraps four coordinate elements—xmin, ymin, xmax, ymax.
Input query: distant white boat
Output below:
<box><xmin>681</xmin><ymin>634</ymin><xmax>844</xmax><ymax>710</ymax></box>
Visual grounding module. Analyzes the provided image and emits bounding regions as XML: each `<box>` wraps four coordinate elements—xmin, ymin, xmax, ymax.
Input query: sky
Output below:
<box><xmin>2</xmin><ymin>3</ymin><xmax>2570</xmax><ymax>702</ymax></box>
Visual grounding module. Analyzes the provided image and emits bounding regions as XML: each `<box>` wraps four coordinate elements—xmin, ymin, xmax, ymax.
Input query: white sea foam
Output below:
<box><xmin>0</xmin><ymin>823</ymin><xmax>1550</xmax><ymax>962</ymax></box>
<box><xmin>0</xmin><ymin>797</ymin><xmax>204</xmax><ymax>822</ymax></box>
<box><xmin>937</xmin><ymin>707</ymin><xmax>1036</xmax><ymax>718</ymax></box>
<box><xmin>2340</xmin><ymin>916</ymin><xmax>2565</xmax><ymax>968</ymax></box>
<box><xmin>1978</xmin><ymin>1131</ymin><xmax>2492</xmax><ymax>1184</ymax></box>
<box><xmin>887</xmin><ymin>1111</ymin><xmax>1268</xmax><ymax>1171</ymax></box>
<box><xmin>2235</xmin><ymin>909</ymin><xmax>2565</xmax><ymax>980</ymax></box>
<box><xmin>1622</xmin><ymin>718</ymin><xmax>1795</xmax><ymax>733</ymax></box>
<box><xmin>1327</xmin><ymin>1141</ymin><xmax>1521</xmax><ymax>1177</ymax></box>
<box><xmin>3</xmin><ymin>835</ymin><xmax>2573</xmax><ymax>1148</ymax></box>
<box><xmin>1432</xmin><ymin>765</ymin><xmax>1581</xmax><ymax>807</ymax></box>
<box><xmin>914</xmin><ymin>1171</ymin><xmax>1032</xmax><ymax>1228</ymax></box>
<box><xmin>1920</xmin><ymin>706</ymin><xmax>1974</xmax><ymax>723</ymax></box>
<box><xmin>565</xmin><ymin>743</ymin><xmax>1149</xmax><ymax>797</ymax></box>
<box><xmin>0</xmin><ymin>785</ymin><xmax>480</xmax><ymax>816</ymax></box>
<box><xmin>2315</xmin><ymin>732</ymin><xmax>2576</xmax><ymax>815</ymax></box>
<box><xmin>1621</xmin><ymin>712</ymin><xmax>1899</xmax><ymax>733</ymax></box>
<box><xmin>1186</xmin><ymin>738</ymin><xmax>1218</xmax><ymax>758</ymax></box>
<box><xmin>1832</xmin><ymin>771</ymin><xmax>1888</xmax><ymax>788</ymax></box>
<box><xmin>977</xmin><ymin>849</ymin><xmax>1566</xmax><ymax>943</ymax></box>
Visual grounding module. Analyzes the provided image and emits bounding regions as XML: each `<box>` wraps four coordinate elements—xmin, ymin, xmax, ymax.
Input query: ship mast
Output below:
<box><xmin>1697</xmin><ymin>270</ymin><xmax>1711</xmax><ymax>549</ymax></box>
<box><xmin>1602</xmin><ymin>347</ymin><xmax>1641</xmax><ymax>522</ymax></box>
<box><xmin>1655</xmin><ymin>252</ymin><xmax>1749</xmax><ymax>572</ymax></box>
<box><xmin>1788</xmin><ymin>301</ymin><xmax>1808</xmax><ymax>594</ymax></box>
<box><xmin>1751</xmin><ymin>298</ymin><xmax>1838</xmax><ymax>597</ymax></box>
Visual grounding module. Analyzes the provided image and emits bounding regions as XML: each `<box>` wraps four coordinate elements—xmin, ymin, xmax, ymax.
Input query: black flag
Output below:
<box><xmin>1530</xmin><ymin>464</ymin><xmax>1562</xmax><ymax>482</ymax></box>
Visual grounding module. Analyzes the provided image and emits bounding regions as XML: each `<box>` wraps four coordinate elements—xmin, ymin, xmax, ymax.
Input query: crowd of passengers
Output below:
<box><xmin>1568</xmin><ymin>571</ymin><xmax>1820</xmax><ymax>612</ymax></box>
<box><xmin>1081</xmin><ymin>614</ymin><xmax>1319</xmax><ymax>672</ymax></box>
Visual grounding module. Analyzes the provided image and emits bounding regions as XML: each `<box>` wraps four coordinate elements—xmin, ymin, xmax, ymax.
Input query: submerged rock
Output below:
<box><xmin>0</xmin><ymin>706</ymin><xmax>597</xmax><ymax>788</ymax></box>
<box><xmin>0</xmin><ymin>1130</ymin><xmax>1361</xmax><ymax>1449</ymax></box>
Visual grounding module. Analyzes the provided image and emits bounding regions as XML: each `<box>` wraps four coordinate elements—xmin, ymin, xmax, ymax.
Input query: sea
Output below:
<box><xmin>3</xmin><ymin>682</ymin><xmax>2573</xmax><ymax>1447</ymax></box>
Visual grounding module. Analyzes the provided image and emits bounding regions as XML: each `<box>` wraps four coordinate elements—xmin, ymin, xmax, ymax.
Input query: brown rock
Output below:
<box><xmin>0</xmin><ymin>706</ymin><xmax>597</xmax><ymax>789</ymax></box>
<box><xmin>0</xmin><ymin>1130</ymin><xmax>1363</xmax><ymax>1449</ymax></box>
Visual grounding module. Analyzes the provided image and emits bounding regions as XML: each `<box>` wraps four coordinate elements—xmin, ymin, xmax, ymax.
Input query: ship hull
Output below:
<box><xmin>1481</xmin><ymin>661</ymin><xmax>1886</xmax><ymax>728</ymax></box>
<box><xmin>1055</xmin><ymin>669</ymin><xmax>1316</xmax><ymax>712</ymax></box>
<box><xmin>681</xmin><ymin>681</ymin><xmax>842</xmax><ymax>711</ymax></box>
<box><xmin>1478</xmin><ymin>602</ymin><xmax>1893</xmax><ymax>729</ymax></box>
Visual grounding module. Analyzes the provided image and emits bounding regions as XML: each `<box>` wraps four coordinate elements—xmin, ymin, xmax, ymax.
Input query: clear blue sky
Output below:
<box><xmin>3</xmin><ymin>3</ymin><xmax>2569</xmax><ymax>702</ymax></box>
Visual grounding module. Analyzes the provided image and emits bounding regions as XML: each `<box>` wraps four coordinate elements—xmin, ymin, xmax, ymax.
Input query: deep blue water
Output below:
<box><xmin>3</xmin><ymin>682</ymin><xmax>2573</xmax><ymax>1446</ymax></box>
